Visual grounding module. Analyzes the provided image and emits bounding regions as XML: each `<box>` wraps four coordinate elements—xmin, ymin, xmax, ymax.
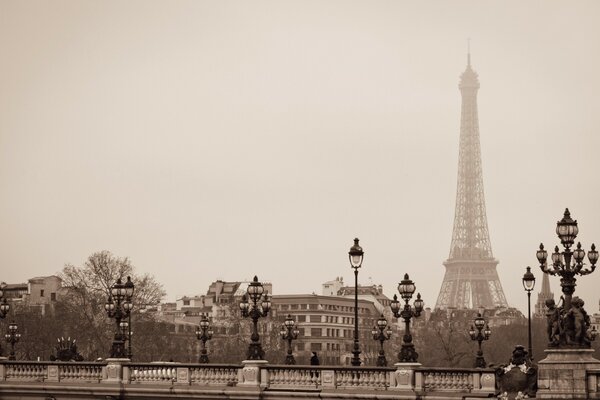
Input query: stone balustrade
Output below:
<box><xmin>1</xmin><ymin>361</ymin><xmax>105</xmax><ymax>383</ymax></box>
<box><xmin>0</xmin><ymin>359</ymin><xmax>497</xmax><ymax>399</ymax></box>
<box><xmin>416</xmin><ymin>366</ymin><xmax>495</xmax><ymax>394</ymax></box>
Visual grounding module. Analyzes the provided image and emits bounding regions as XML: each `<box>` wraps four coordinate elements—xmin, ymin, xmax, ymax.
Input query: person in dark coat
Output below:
<box><xmin>310</xmin><ymin>352</ymin><xmax>320</xmax><ymax>365</ymax></box>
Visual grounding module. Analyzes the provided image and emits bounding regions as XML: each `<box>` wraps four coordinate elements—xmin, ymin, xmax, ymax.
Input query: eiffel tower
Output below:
<box><xmin>435</xmin><ymin>52</ymin><xmax>508</xmax><ymax>310</ymax></box>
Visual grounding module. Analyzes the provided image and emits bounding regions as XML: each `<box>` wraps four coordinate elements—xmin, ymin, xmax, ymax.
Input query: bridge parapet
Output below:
<box><xmin>0</xmin><ymin>359</ymin><xmax>497</xmax><ymax>399</ymax></box>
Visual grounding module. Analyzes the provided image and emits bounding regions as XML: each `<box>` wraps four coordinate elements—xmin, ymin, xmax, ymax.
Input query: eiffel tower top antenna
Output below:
<box><xmin>467</xmin><ymin>38</ymin><xmax>471</xmax><ymax>66</ymax></box>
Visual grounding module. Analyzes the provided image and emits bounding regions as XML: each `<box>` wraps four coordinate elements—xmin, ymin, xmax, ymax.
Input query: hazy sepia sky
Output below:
<box><xmin>1</xmin><ymin>1</ymin><xmax>599</xmax><ymax>314</ymax></box>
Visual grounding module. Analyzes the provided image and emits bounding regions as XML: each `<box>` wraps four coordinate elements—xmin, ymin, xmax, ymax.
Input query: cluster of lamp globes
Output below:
<box><xmin>104</xmin><ymin>276</ymin><xmax>135</xmax><ymax>317</ymax></box>
<box><xmin>0</xmin><ymin>286</ymin><xmax>10</xmax><ymax>320</ymax></box>
<box><xmin>469</xmin><ymin>313</ymin><xmax>491</xmax><ymax>341</ymax></box>
<box><xmin>535</xmin><ymin>208</ymin><xmax>598</xmax><ymax>275</ymax></box>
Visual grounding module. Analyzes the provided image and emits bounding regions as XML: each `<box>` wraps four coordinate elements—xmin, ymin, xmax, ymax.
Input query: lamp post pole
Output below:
<box><xmin>239</xmin><ymin>276</ymin><xmax>271</xmax><ymax>360</ymax></box>
<box><xmin>196</xmin><ymin>314</ymin><xmax>213</xmax><ymax>363</ymax></box>
<box><xmin>128</xmin><ymin>312</ymin><xmax>132</xmax><ymax>359</ymax></box>
<box><xmin>535</xmin><ymin>209</ymin><xmax>598</xmax><ymax>348</ymax></box>
<box><xmin>390</xmin><ymin>274</ymin><xmax>424</xmax><ymax>363</ymax></box>
<box><xmin>104</xmin><ymin>276</ymin><xmax>135</xmax><ymax>358</ymax></box>
<box><xmin>348</xmin><ymin>238</ymin><xmax>364</xmax><ymax>366</ymax></box>
<box><xmin>5</xmin><ymin>321</ymin><xmax>21</xmax><ymax>360</ymax></box>
<box><xmin>280</xmin><ymin>314</ymin><xmax>300</xmax><ymax>365</ymax></box>
<box><xmin>469</xmin><ymin>313</ymin><xmax>491</xmax><ymax>368</ymax></box>
<box><xmin>522</xmin><ymin>266</ymin><xmax>536</xmax><ymax>359</ymax></box>
<box><xmin>371</xmin><ymin>314</ymin><xmax>392</xmax><ymax>367</ymax></box>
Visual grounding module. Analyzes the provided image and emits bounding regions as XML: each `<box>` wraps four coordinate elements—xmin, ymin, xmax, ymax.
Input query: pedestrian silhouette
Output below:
<box><xmin>310</xmin><ymin>352</ymin><xmax>320</xmax><ymax>365</ymax></box>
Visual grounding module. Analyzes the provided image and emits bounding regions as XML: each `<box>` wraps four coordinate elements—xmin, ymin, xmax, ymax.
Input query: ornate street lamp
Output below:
<box><xmin>469</xmin><ymin>313</ymin><xmax>491</xmax><ymax>368</ymax></box>
<box><xmin>5</xmin><ymin>321</ymin><xmax>21</xmax><ymax>360</ymax></box>
<box><xmin>536</xmin><ymin>209</ymin><xmax>598</xmax><ymax>348</ymax></box>
<box><xmin>0</xmin><ymin>285</ymin><xmax>10</xmax><ymax>358</ymax></box>
<box><xmin>390</xmin><ymin>273</ymin><xmax>424</xmax><ymax>363</ymax></box>
<box><xmin>0</xmin><ymin>284</ymin><xmax>9</xmax><ymax>320</ymax></box>
<box><xmin>104</xmin><ymin>276</ymin><xmax>135</xmax><ymax>358</ymax></box>
<box><xmin>196</xmin><ymin>314</ymin><xmax>214</xmax><ymax>363</ymax></box>
<box><xmin>239</xmin><ymin>276</ymin><xmax>271</xmax><ymax>360</ymax></box>
<box><xmin>279</xmin><ymin>314</ymin><xmax>300</xmax><ymax>365</ymax></box>
<box><xmin>348</xmin><ymin>238</ymin><xmax>364</xmax><ymax>366</ymax></box>
<box><xmin>522</xmin><ymin>266</ymin><xmax>536</xmax><ymax>359</ymax></box>
<box><xmin>371</xmin><ymin>314</ymin><xmax>392</xmax><ymax>366</ymax></box>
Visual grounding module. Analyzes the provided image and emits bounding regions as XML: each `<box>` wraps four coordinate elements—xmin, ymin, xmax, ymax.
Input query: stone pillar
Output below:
<box><xmin>102</xmin><ymin>358</ymin><xmax>130</xmax><ymax>384</ymax></box>
<box><xmin>321</xmin><ymin>369</ymin><xmax>335</xmax><ymax>388</ymax></box>
<box><xmin>46</xmin><ymin>365</ymin><xmax>59</xmax><ymax>382</ymax></box>
<box><xmin>238</xmin><ymin>360</ymin><xmax>267</xmax><ymax>387</ymax></box>
<box><xmin>390</xmin><ymin>362</ymin><xmax>421</xmax><ymax>391</ymax></box>
<box><xmin>471</xmin><ymin>370</ymin><xmax>495</xmax><ymax>393</ymax></box>
<box><xmin>176</xmin><ymin>367</ymin><xmax>191</xmax><ymax>385</ymax></box>
<box><xmin>537</xmin><ymin>348</ymin><xmax>600</xmax><ymax>399</ymax></box>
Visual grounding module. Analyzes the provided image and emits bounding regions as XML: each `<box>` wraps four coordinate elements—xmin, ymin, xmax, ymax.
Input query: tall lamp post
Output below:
<box><xmin>522</xmin><ymin>266</ymin><xmax>536</xmax><ymax>359</ymax></box>
<box><xmin>5</xmin><ymin>321</ymin><xmax>21</xmax><ymax>360</ymax></box>
<box><xmin>104</xmin><ymin>276</ymin><xmax>135</xmax><ymax>358</ymax></box>
<box><xmin>196</xmin><ymin>314</ymin><xmax>213</xmax><ymax>363</ymax></box>
<box><xmin>390</xmin><ymin>274</ymin><xmax>424</xmax><ymax>363</ymax></box>
<box><xmin>348</xmin><ymin>238</ymin><xmax>364</xmax><ymax>366</ymax></box>
<box><xmin>279</xmin><ymin>314</ymin><xmax>300</xmax><ymax>365</ymax></box>
<box><xmin>469</xmin><ymin>313</ymin><xmax>491</xmax><ymax>368</ymax></box>
<box><xmin>536</xmin><ymin>209</ymin><xmax>598</xmax><ymax>347</ymax></box>
<box><xmin>239</xmin><ymin>276</ymin><xmax>271</xmax><ymax>360</ymax></box>
<box><xmin>0</xmin><ymin>285</ymin><xmax>10</xmax><ymax>357</ymax></box>
<box><xmin>371</xmin><ymin>314</ymin><xmax>392</xmax><ymax>366</ymax></box>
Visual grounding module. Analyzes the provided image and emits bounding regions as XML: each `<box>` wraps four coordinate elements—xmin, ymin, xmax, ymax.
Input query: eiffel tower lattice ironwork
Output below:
<box><xmin>435</xmin><ymin>53</ymin><xmax>509</xmax><ymax>310</ymax></box>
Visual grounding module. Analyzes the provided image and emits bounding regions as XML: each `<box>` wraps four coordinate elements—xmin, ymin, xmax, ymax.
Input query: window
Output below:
<box><xmin>310</xmin><ymin>328</ymin><xmax>322</xmax><ymax>337</ymax></box>
<box><xmin>311</xmin><ymin>343</ymin><xmax>322</xmax><ymax>351</ymax></box>
<box><xmin>50</xmin><ymin>293</ymin><xmax>56</xmax><ymax>301</ymax></box>
<box><xmin>309</xmin><ymin>304</ymin><xmax>318</xmax><ymax>310</ymax></box>
<box><xmin>297</xmin><ymin>315</ymin><xmax>306</xmax><ymax>322</ymax></box>
<box><xmin>290</xmin><ymin>304</ymin><xmax>299</xmax><ymax>310</ymax></box>
<box><xmin>40</xmin><ymin>290</ymin><xmax>44</xmax><ymax>297</ymax></box>
<box><xmin>183</xmin><ymin>300</ymin><xmax>190</xmax><ymax>306</ymax></box>
<box><xmin>310</xmin><ymin>315</ymin><xmax>321</xmax><ymax>323</ymax></box>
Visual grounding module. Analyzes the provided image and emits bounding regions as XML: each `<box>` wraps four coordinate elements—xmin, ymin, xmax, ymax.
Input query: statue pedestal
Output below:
<box><xmin>537</xmin><ymin>348</ymin><xmax>600</xmax><ymax>399</ymax></box>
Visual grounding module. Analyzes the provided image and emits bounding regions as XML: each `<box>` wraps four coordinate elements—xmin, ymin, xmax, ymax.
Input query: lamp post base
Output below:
<box><xmin>247</xmin><ymin>342</ymin><xmax>265</xmax><ymax>360</ymax></box>
<box><xmin>350</xmin><ymin>350</ymin><xmax>361</xmax><ymax>366</ymax></box>
<box><xmin>285</xmin><ymin>354</ymin><xmax>296</xmax><ymax>365</ymax></box>
<box><xmin>475</xmin><ymin>355</ymin><xmax>486</xmax><ymax>368</ymax></box>
<box><xmin>398</xmin><ymin>343</ymin><xmax>418</xmax><ymax>363</ymax></box>
<box><xmin>376</xmin><ymin>354</ymin><xmax>387</xmax><ymax>367</ymax></box>
<box><xmin>110</xmin><ymin>339</ymin><xmax>127</xmax><ymax>359</ymax></box>
<box><xmin>199</xmin><ymin>354</ymin><xmax>209</xmax><ymax>363</ymax></box>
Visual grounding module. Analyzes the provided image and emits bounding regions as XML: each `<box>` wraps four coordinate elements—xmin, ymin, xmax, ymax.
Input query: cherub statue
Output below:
<box><xmin>566</xmin><ymin>297</ymin><xmax>590</xmax><ymax>346</ymax></box>
<box><xmin>545</xmin><ymin>298</ymin><xmax>561</xmax><ymax>346</ymax></box>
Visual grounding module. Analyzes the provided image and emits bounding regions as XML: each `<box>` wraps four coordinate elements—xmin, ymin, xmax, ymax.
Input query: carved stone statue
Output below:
<box><xmin>49</xmin><ymin>337</ymin><xmax>84</xmax><ymax>362</ymax></box>
<box><xmin>495</xmin><ymin>345</ymin><xmax>537</xmax><ymax>399</ymax></box>
<box><xmin>545</xmin><ymin>295</ymin><xmax>595</xmax><ymax>348</ymax></box>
